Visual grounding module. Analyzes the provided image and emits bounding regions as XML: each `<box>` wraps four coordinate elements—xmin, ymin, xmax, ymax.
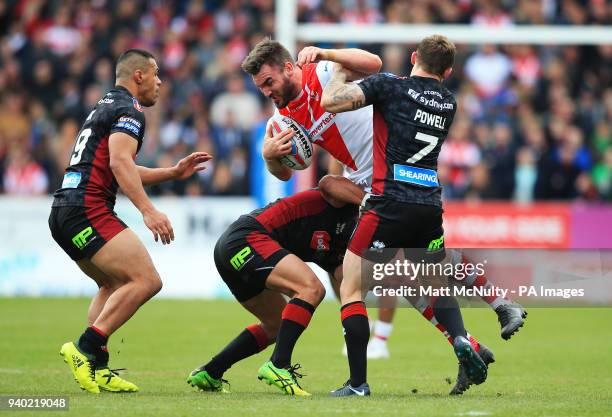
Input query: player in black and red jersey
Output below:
<box><xmin>49</xmin><ymin>49</ymin><xmax>211</xmax><ymax>393</ymax></box>
<box><xmin>187</xmin><ymin>188</ymin><xmax>359</xmax><ymax>396</ymax></box>
<box><xmin>322</xmin><ymin>35</ymin><xmax>503</xmax><ymax>396</ymax></box>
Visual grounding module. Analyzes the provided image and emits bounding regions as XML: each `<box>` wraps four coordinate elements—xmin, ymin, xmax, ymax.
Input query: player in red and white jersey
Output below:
<box><xmin>242</xmin><ymin>40</ymin><xmax>402</xmax><ymax>358</ymax></box>
<box><xmin>241</xmin><ymin>40</ymin><xmax>381</xmax><ymax>190</ymax></box>
<box><xmin>270</xmin><ymin>59</ymin><xmax>374</xmax><ymax>189</ymax></box>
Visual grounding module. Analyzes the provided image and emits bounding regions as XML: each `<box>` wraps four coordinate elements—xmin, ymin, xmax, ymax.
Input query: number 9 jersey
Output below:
<box><xmin>357</xmin><ymin>73</ymin><xmax>456</xmax><ymax>207</ymax></box>
<box><xmin>52</xmin><ymin>86</ymin><xmax>146</xmax><ymax>209</ymax></box>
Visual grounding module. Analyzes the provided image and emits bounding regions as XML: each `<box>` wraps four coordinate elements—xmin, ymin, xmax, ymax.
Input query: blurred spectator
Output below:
<box><xmin>465</xmin><ymin>162</ymin><xmax>496</xmax><ymax>201</ymax></box>
<box><xmin>471</xmin><ymin>0</ymin><xmax>514</xmax><ymax>27</ymax></box>
<box><xmin>535</xmin><ymin>141</ymin><xmax>582</xmax><ymax>200</ymax></box>
<box><xmin>439</xmin><ymin>117</ymin><xmax>481</xmax><ymax>197</ymax></box>
<box><xmin>210</xmin><ymin>72</ymin><xmax>260</xmax><ymax>130</ymax></box>
<box><xmin>211</xmin><ymin>160</ymin><xmax>241</xmax><ymax>195</ymax></box>
<box><xmin>593</xmin><ymin>148</ymin><xmax>612</xmax><ymax>201</ymax></box>
<box><xmin>340</xmin><ymin>0</ymin><xmax>382</xmax><ymax>24</ymax></box>
<box><xmin>0</xmin><ymin>93</ymin><xmax>30</xmax><ymax>154</ymax></box>
<box><xmin>484</xmin><ymin>122</ymin><xmax>516</xmax><ymax>199</ymax></box>
<box><xmin>464</xmin><ymin>45</ymin><xmax>514</xmax><ymax>111</ymax></box>
<box><xmin>2</xmin><ymin>145</ymin><xmax>48</xmax><ymax>195</ymax></box>
<box><xmin>509</xmin><ymin>45</ymin><xmax>541</xmax><ymax>89</ymax></box>
<box><xmin>212</xmin><ymin>110</ymin><xmax>249</xmax><ymax>160</ymax></box>
<box><xmin>44</xmin><ymin>6</ymin><xmax>82</xmax><ymax>57</ymax></box>
<box><xmin>514</xmin><ymin>146</ymin><xmax>537</xmax><ymax>203</ymax></box>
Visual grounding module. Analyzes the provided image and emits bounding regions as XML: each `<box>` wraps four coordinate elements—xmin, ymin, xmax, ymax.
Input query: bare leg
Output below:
<box><xmin>377</xmin><ymin>307</ymin><xmax>395</xmax><ymax>322</ymax></box>
<box><xmin>265</xmin><ymin>254</ymin><xmax>326</xmax><ymax>306</ymax></box>
<box><xmin>88</xmin><ymin>229</ymin><xmax>162</xmax><ymax>336</ymax></box>
<box><xmin>76</xmin><ymin>259</ymin><xmax>119</xmax><ymax>325</ymax></box>
<box><xmin>240</xmin><ymin>290</ymin><xmax>288</xmax><ymax>344</ymax></box>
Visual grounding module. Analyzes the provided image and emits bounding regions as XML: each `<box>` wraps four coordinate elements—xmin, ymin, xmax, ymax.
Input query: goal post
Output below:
<box><xmin>276</xmin><ymin>0</ymin><xmax>612</xmax><ymax>51</ymax></box>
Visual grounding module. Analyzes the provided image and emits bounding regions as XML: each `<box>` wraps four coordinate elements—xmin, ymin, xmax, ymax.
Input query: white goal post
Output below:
<box><xmin>275</xmin><ymin>0</ymin><xmax>612</xmax><ymax>56</ymax></box>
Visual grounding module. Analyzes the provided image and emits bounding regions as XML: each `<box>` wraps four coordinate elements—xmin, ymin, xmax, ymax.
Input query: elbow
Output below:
<box><xmin>277</xmin><ymin>171</ymin><xmax>292</xmax><ymax>182</ymax></box>
<box><xmin>109</xmin><ymin>159</ymin><xmax>120</xmax><ymax>174</ymax></box>
<box><xmin>318</xmin><ymin>175</ymin><xmax>345</xmax><ymax>208</ymax></box>
<box><xmin>273</xmin><ymin>164</ymin><xmax>293</xmax><ymax>182</ymax></box>
<box><xmin>318</xmin><ymin>174</ymin><xmax>334</xmax><ymax>194</ymax></box>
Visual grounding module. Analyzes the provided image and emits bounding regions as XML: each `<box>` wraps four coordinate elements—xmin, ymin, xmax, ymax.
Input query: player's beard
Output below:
<box><xmin>274</xmin><ymin>76</ymin><xmax>300</xmax><ymax>109</ymax></box>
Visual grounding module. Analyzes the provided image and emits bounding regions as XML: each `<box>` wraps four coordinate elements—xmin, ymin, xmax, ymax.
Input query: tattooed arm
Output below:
<box><xmin>321</xmin><ymin>64</ymin><xmax>367</xmax><ymax>113</ymax></box>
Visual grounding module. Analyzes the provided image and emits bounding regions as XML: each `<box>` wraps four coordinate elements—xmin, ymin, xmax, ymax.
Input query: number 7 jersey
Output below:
<box><xmin>52</xmin><ymin>86</ymin><xmax>146</xmax><ymax>209</ymax></box>
<box><xmin>358</xmin><ymin>73</ymin><xmax>457</xmax><ymax>206</ymax></box>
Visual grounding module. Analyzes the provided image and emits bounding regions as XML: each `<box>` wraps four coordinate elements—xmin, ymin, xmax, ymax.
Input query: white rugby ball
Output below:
<box><xmin>269</xmin><ymin>114</ymin><xmax>313</xmax><ymax>170</ymax></box>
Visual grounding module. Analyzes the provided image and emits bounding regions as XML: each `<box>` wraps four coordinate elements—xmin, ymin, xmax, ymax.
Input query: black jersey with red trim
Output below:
<box><xmin>52</xmin><ymin>86</ymin><xmax>146</xmax><ymax>209</ymax></box>
<box><xmin>358</xmin><ymin>73</ymin><xmax>456</xmax><ymax>206</ymax></box>
<box><xmin>248</xmin><ymin>189</ymin><xmax>358</xmax><ymax>272</ymax></box>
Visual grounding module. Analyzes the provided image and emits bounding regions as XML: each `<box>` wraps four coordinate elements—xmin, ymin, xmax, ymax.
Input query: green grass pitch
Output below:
<box><xmin>0</xmin><ymin>298</ymin><xmax>610</xmax><ymax>417</ymax></box>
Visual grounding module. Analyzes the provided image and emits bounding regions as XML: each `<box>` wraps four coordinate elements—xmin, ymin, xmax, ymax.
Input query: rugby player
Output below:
<box><xmin>242</xmin><ymin>40</ymin><xmax>400</xmax><ymax>359</ymax></box>
<box><xmin>328</xmin><ymin>159</ymin><xmax>395</xmax><ymax>359</ymax></box>
<box><xmin>320</xmin><ymin>175</ymin><xmax>497</xmax><ymax>395</ymax></box>
<box><xmin>187</xmin><ymin>183</ymin><xmax>493</xmax><ymax>396</ymax></box>
<box><xmin>49</xmin><ymin>49</ymin><xmax>211</xmax><ymax>393</ymax></box>
<box><xmin>321</xmin><ymin>34</ymin><xmax>494</xmax><ymax>396</ymax></box>
<box><xmin>187</xmin><ymin>188</ymin><xmax>359</xmax><ymax>396</ymax></box>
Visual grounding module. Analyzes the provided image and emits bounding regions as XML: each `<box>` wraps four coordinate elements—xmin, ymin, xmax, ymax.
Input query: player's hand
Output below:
<box><xmin>297</xmin><ymin>46</ymin><xmax>329</xmax><ymax>67</ymax></box>
<box><xmin>143</xmin><ymin>208</ymin><xmax>174</xmax><ymax>245</ymax></box>
<box><xmin>262</xmin><ymin>123</ymin><xmax>294</xmax><ymax>161</ymax></box>
<box><xmin>173</xmin><ymin>152</ymin><xmax>213</xmax><ymax>180</ymax></box>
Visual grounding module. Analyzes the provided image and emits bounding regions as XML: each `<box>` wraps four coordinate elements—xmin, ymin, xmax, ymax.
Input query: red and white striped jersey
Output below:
<box><xmin>271</xmin><ymin>61</ymin><xmax>373</xmax><ymax>190</ymax></box>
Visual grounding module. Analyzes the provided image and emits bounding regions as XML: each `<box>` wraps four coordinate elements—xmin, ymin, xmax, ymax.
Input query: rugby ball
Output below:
<box><xmin>269</xmin><ymin>114</ymin><xmax>313</xmax><ymax>170</ymax></box>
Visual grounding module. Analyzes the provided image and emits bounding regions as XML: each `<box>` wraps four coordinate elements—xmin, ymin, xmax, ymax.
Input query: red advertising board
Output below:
<box><xmin>443</xmin><ymin>202</ymin><xmax>571</xmax><ymax>248</ymax></box>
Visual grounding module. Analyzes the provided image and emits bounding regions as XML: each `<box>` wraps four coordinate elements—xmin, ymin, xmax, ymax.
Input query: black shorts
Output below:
<box><xmin>214</xmin><ymin>216</ymin><xmax>290</xmax><ymax>302</ymax></box>
<box><xmin>348</xmin><ymin>195</ymin><xmax>445</xmax><ymax>263</ymax></box>
<box><xmin>49</xmin><ymin>205</ymin><xmax>127</xmax><ymax>261</ymax></box>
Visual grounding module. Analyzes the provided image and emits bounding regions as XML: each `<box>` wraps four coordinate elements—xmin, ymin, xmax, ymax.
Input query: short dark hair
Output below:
<box><xmin>115</xmin><ymin>49</ymin><xmax>156</xmax><ymax>79</ymax></box>
<box><xmin>241</xmin><ymin>39</ymin><xmax>294</xmax><ymax>76</ymax></box>
<box><xmin>416</xmin><ymin>35</ymin><xmax>455</xmax><ymax>77</ymax></box>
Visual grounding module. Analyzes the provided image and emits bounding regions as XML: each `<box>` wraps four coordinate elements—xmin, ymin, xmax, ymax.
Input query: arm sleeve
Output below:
<box><xmin>110</xmin><ymin>105</ymin><xmax>146</xmax><ymax>147</ymax></box>
<box><xmin>315</xmin><ymin>61</ymin><xmax>334</xmax><ymax>87</ymax></box>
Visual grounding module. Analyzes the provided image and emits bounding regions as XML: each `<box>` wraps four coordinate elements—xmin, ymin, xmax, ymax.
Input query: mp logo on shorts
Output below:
<box><xmin>230</xmin><ymin>246</ymin><xmax>253</xmax><ymax>271</ymax></box>
<box><xmin>427</xmin><ymin>235</ymin><xmax>444</xmax><ymax>252</ymax></box>
<box><xmin>72</xmin><ymin>226</ymin><xmax>94</xmax><ymax>250</ymax></box>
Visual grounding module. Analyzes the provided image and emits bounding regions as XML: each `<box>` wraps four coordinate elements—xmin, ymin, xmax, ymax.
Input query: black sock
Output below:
<box><xmin>341</xmin><ymin>301</ymin><xmax>369</xmax><ymax>387</ymax></box>
<box><xmin>77</xmin><ymin>326</ymin><xmax>109</xmax><ymax>368</ymax></box>
<box><xmin>204</xmin><ymin>324</ymin><xmax>268</xmax><ymax>380</ymax></box>
<box><xmin>432</xmin><ymin>296</ymin><xmax>467</xmax><ymax>340</ymax></box>
<box><xmin>270</xmin><ymin>298</ymin><xmax>315</xmax><ymax>369</ymax></box>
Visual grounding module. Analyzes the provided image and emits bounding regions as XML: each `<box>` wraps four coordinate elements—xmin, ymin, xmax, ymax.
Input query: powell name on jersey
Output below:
<box><xmin>359</xmin><ymin>73</ymin><xmax>457</xmax><ymax>206</ymax></box>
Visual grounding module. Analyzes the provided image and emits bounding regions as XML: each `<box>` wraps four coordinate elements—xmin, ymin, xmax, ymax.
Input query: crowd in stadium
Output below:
<box><xmin>0</xmin><ymin>0</ymin><xmax>609</xmax><ymax>200</ymax></box>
